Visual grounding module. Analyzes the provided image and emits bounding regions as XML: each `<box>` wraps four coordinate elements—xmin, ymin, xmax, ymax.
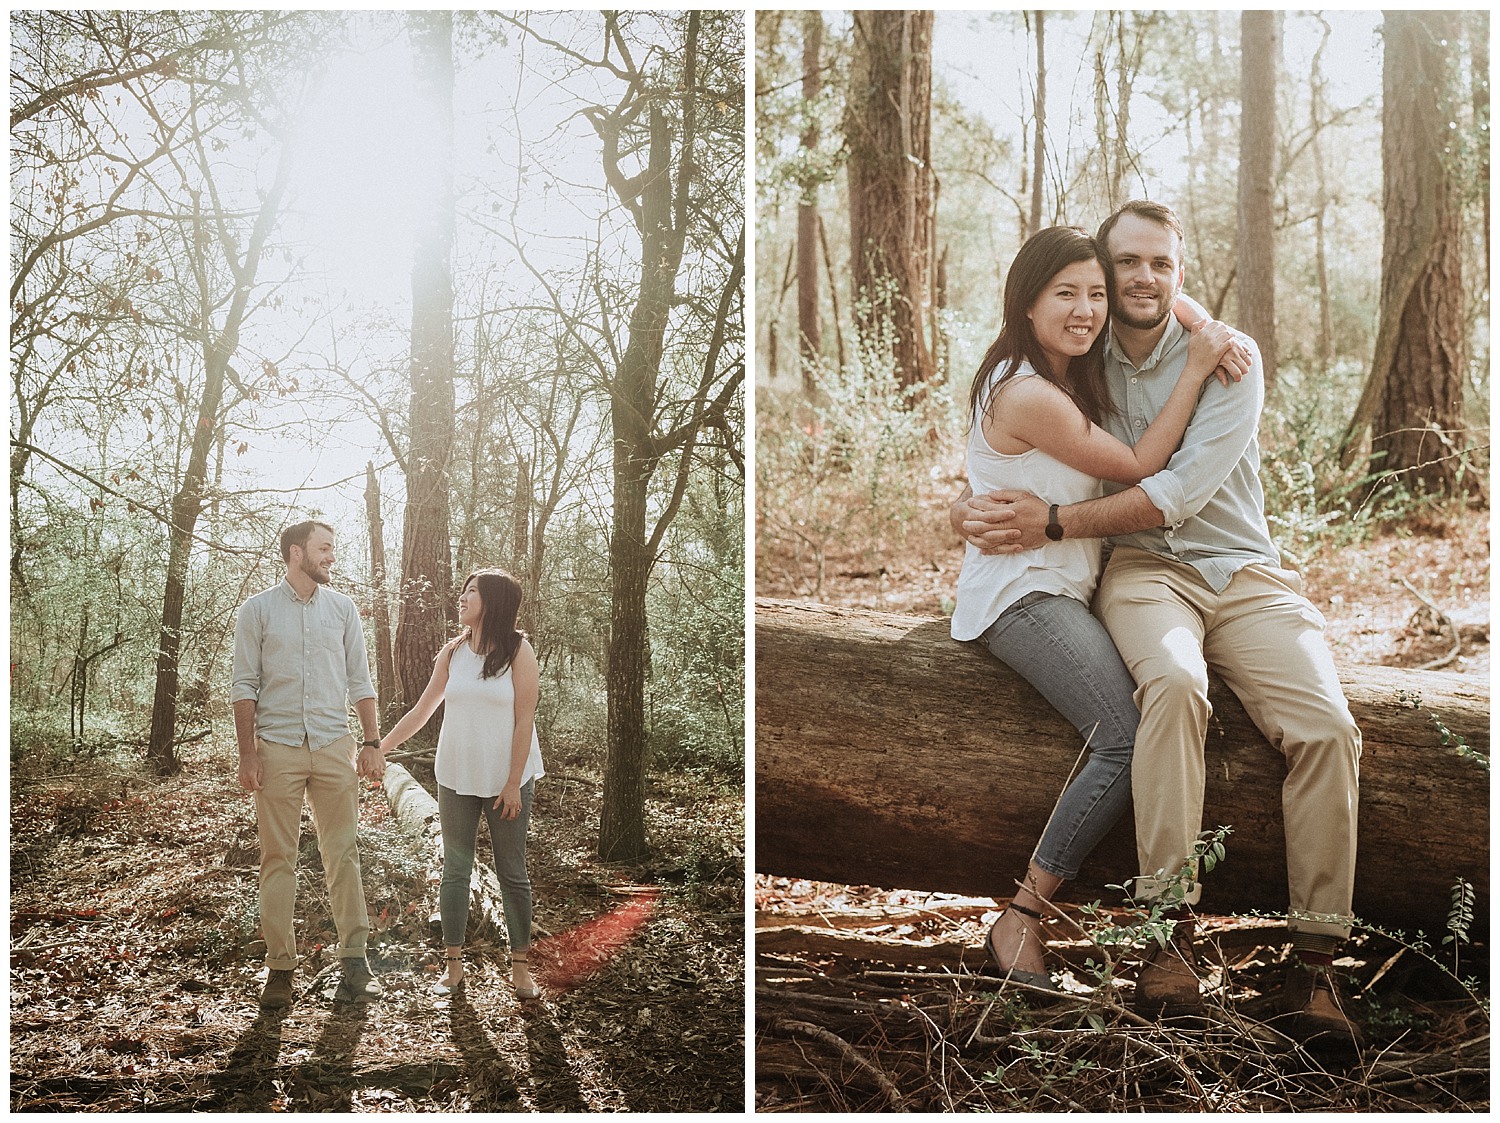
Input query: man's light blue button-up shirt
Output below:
<box><xmin>1101</xmin><ymin>318</ymin><xmax>1282</xmax><ymax>592</ymax></box>
<box><xmin>231</xmin><ymin>579</ymin><xmax>376</xmax><ymax>750</ymax></box>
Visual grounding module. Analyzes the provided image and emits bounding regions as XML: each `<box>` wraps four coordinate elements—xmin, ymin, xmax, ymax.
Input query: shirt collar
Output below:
<box><xmin>280</xmin><ymin>577</ymin><xmax>317</xmax><ymax>605</ymax></box>
<box><xmin>1107</xmin><ymin>315</ymin><xmax>1186</xmax><ymax>372</ymax></box>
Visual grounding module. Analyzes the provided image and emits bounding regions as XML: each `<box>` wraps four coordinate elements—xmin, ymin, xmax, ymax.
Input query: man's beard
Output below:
<box><xmin>1112</xmin><ymin>286</ymin><xmax>1175</xmax><ymax>331</ymax></box>
<box><xmin>300</xmin><ymin>556</ymin><xmax>331</xmax><ymax>585</ymax></box>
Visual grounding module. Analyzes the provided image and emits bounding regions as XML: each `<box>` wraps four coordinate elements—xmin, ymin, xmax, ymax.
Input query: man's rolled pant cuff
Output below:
<box><xmin>336</xmin><ymin>948</ymin><xmax>370</xmax><ymax>960</ymax></box>
<box><xmin>1131</xmin><ymin>872</ymin><xmax>1203</xmax><ymax>909</ymax></box>
<box><xmin>1288</xmin><ymin>909</ymin><xmax>1354</xmax><ymax>945</ymax></box>
<box><xmin>265</xmin><ymin>957</ymin><xmax>300</xmax><ymax>971</ymax></box>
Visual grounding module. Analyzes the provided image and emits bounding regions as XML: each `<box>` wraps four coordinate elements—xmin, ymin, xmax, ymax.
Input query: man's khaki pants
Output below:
<box><xmin>1097</xmin><ymin>547</ymin><xmax>1361</xmax><ymax>941</ymax></box>
<box><xmin>255</xmin><ymin>734</ymin><xmax>370</xmax><ymax>969</ymax></box>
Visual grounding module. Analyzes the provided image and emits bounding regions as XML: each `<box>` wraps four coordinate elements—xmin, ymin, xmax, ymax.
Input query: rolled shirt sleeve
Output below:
<box><xmin>1104</xmin><ymin>322</ymin><xmax>1282</xmax><ymax>591</ymax></box>
<box><xmin>230</xmin><ymin>598</ymin><xmax>263</xmax><ymax>705</ymax></box>
<box><xmin>1137</xmin><ymin>337</ymin><xmax>1265</xmax><ymax>526</ymax></box>
<box><xmin>342</xmin><ymin>600</ymin><xmax>376</xmax><ymax>706</ymax></box>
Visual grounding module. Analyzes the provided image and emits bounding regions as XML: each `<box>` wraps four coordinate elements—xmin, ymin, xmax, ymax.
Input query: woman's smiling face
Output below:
<box><xmin>1026</xmin><ymin>258</ymin><xmax>1108</xmax><ymax>378</ymax></box>
<box><xmin>458</xmin><ymin>578</ymin><xmax>482</xmax><ymax>627</ymax></box>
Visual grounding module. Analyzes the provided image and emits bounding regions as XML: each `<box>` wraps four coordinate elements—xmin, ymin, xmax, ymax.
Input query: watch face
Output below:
<box><xmin>1045</xmin><ymin>524</ymin><xmax>1063</xmax><ymax>541</ymax></box>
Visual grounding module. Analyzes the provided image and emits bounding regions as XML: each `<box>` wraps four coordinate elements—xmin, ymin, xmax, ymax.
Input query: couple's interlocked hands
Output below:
<box><xmin>357</xmin><ymin>742</ymin><xmax>386</xmax><ymax>782</ymax></box>
<box><xmin>955</xmin><ymin>490</ymin><xmax>1043</xmax><ymax>555</ymax></box>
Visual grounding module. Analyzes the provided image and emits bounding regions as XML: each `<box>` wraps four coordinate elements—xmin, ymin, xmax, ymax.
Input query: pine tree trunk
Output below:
<box><xmin>1237</xmin><ymin>10</ymin><xmax>1279</xmax><ymax>392</ymax></box>
<box><xmin>846</xmin><ymin>10</ymin><xmax>934</xmax><ymax>389</ymax></box>
<box><xmin>397</xmin><ymin>10</ymin><xmax>456</xmax><ymax>706</ymax></box>
<box><xmin>796</xmin><ymin>10</ymin><xmax>822</xmax><ymax>395</ymax></box>
<box><xmin>365</xmin><ymin>462</ymin><xmax>398</xmax><ymax>726</ymax></box>
<box><xmin>1343</xmin><ymin>11</ymin><xmax>1467</xmax><ymax>489</ymax></box>
<box><xmin>1030</xmin><ymin>10</ymin><xmax>1045</xmax><ymax>231</ymax></box>
<box><xmin>755</xmin><ymin>600</ymin><xmax>1489</xmax><ymax>936</ymax></box>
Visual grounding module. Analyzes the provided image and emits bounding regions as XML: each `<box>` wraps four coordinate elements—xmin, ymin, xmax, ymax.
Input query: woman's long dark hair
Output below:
<box><xmin>967</xmin><ymin>226</ymin><xmax>1116</xmax><ymax>429</ymax></box>
<box><xmin>458</xmin><ymin>568</ymin><xmax>525</xmax><ymax>680</ymax></box>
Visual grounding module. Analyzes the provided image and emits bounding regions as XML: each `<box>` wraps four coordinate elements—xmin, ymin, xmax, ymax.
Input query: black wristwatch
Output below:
<box><xmin>360</xmin><ymin>739</ymin><xmax>381</xmax><ymax>748</ymax></box>
<box><xmin>1045</xmin><ymin>503</ymin><xmax>1064</xmax><ymax>541</ymax></box>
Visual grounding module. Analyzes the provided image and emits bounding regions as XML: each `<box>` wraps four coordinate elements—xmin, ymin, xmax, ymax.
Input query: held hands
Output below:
<box><xmin>1173</xmin><ymin>294</ymin><xmax>1250</xmax><ymax>386</ymax></box>
<box><xmin>356</xmin><ymin>743</ymin><xmax>386</xmax><ymax>782</ymax></box>
<box><xmin>493</xmin><ymin>781</ymin><xmax>524</xmax><ymax>820</ymax></box>
<box><xmin>955</xmin><ymin>490</ymin><xmax>1050</xmax><ymax>553</ymax></box>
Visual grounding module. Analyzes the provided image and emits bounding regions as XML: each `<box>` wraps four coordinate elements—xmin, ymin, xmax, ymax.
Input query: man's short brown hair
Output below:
<box><xmin>1096</xmin><ymin>200</ymin><xmax>1186</xmax><ymax>262</ymax></box>
<box><xmin>280</xmin><ymin>520</ymin><xmax>335</xmax><ymax>563</ymax></box>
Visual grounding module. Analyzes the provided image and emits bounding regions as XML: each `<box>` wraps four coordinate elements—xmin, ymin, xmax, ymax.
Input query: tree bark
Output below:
<box><xmin>1342</xmin><ymin>11</ymin><xmax>1467</xmax><ymax>492</ymax></box>
<box><xmin>796</xmin><ymin>9</ymin><xmax>822</xmax><ymax>395</ymax></box>
<box><xmin>365</xmin><ymin>462</ymin><xmax>398</xmax><ymax>726</ymax></box>
<box><xmin>845</xmin><ymin>10</ymin><xmax>934</xmax><ymax>389</ymax></box>
<box><xmin>396</xmin><ymin>10</ymin><xmax>457</xmax><ymax>708</ymax></box>
<box><xmin>1237</xmin><ymin>10</ymin><xmax>1279</xmax><ymax>392</ymax></box>
<box><xmin>754</xmin><ymin>599</ymin><xmax>1489</xmax><ymax>936</ymax></box>
<box><xmin>1369</xmin><ymin>11</ymin><xmax>1466</xmax><ymax>496</ymax></box>
<box><xmin>1029</xmin><ymin>10</ymin><xmax>1045</xmax><ymax>235</ymax></box>
<box><xmin>599</xmin><ymin>15</ymin><xmax>699</xmax><ymax>864</ymax></box>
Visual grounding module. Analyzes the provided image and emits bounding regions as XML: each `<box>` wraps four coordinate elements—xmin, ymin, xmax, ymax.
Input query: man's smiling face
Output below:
<box><xmin>1103</xmin><ymin>213</ymin><xmax>1185</xmax><ymax>331</ymax></box>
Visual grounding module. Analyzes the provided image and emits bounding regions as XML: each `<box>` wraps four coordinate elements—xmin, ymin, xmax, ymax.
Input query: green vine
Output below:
<box><xmin>1396</xmin><ymin>689</ymin><xmax>1489</xmax><ymax>773</ymax></box>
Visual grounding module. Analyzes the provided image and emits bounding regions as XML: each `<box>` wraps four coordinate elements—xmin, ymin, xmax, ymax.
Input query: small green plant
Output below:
<box><xmin>1396</xmin><ymin>689</ymin><xmax>1490</xmax><ymax>773</ymax></box>
<box><xmin>1444</xmin><ymin>876</ymin><xmax>1476</xmax><ymax>976</ymax></box>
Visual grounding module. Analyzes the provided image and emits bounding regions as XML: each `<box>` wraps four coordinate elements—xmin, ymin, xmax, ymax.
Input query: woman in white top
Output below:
<box><xmin>381</xmin><ymin>568</ymin><xmax>545</xmax><ymax>999</ymax></box>
<box><xmin>954</xmin><ymin>226</ymin><xmax>1239</xmax><ymax>992</ymax></box>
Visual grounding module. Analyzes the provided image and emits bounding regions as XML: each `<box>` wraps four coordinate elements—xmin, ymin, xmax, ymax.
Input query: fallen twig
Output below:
<box><xmin>773</xmin><ymin>1018</ymin><xmax>905</xmax><ymax>1110</ymax></box>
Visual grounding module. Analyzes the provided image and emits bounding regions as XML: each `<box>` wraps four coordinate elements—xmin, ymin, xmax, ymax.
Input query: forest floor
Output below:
<box><xmin>755</xmin><ymin>482</ymin><xmax>1490</xmax><ymax>1111</ymax></box>
<box><xmin>9</xmin><ymin>737</ymin><xmax>745</xmax><ymax>1112</ymax></box>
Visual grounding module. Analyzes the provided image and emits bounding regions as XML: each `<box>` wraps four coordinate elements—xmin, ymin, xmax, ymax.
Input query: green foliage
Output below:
<box><xmin>1444</xmin><ymin>876</ymin><xmax>1476</xmax><ymax>975</ymax></box>
<box><xmin>647</xmin><ymin>458</ymin><xmax>745</xmax><ymax>778</ymax></box>
<box><xmin>1256</xmin><ymin>358</ymin><xmax>1476</xmax><ymax>561</ymax></box>
<box><xmin>757</xmin><ymin>319</ymin><xmax>957</xmax><ymax>597</ymax></box>
<box><xmin>1395</xmin><ymin>690</ymin><xmax>1490</xmax><ymax>773</ymax></box>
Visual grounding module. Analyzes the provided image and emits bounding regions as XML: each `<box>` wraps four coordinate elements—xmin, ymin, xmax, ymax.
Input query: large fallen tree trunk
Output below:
<box><xmin>382</xmin><ymin>763</ymin><xmax>515</xmax><ymax>942</ymax></box>
<box><xmin>755</xmin><ymin>599</ymin><xmax>1489</xmax><ymax>936</ymax></box>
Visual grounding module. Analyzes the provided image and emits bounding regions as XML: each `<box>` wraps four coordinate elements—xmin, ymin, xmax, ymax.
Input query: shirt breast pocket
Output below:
<box><xmin>316</xmin><ymin>622</ymin><xmax>347</xmax><ymax>658</ymax></box>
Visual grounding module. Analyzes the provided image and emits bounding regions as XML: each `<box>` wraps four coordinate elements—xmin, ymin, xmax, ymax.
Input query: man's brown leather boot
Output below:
<box><xmin>1133</xmin><ymin>920</ymin><xmax>1204</xmax><ymax>1014</ymax></box>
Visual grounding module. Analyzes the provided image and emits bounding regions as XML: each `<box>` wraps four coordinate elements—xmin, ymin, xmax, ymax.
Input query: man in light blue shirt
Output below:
<box><xmin>955</xmin><ymin>202</ymin><xmax>1362</xmax><ymax>1051</ymax></box>
<box><xmin>232</xmin><ymin>519</ymin><xmax>385</xmax><ymax>1008</ymax></box>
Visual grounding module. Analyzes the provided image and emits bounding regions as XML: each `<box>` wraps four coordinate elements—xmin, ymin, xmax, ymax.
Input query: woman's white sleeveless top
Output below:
<box><xmin>951</xmin><ymin>366</ymin><xmax>1104</xmax><ymax>641</ymax></box>
<box><xmin>435</xmin><ymin>642</ymin><xmax>545</xmax><ymax>797</ymax></box>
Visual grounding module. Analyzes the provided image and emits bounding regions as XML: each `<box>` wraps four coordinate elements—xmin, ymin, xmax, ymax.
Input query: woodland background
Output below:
<box><xmin>11</xmin><ymin>10</ymin><xmax>743</xmax><ymax>1111</ymax></box>
<box><xmin>754</xmin><ymin>10</ymin><xmax>1488</xmax><ymax>1112</ymax></box>
<box><xmin>757</xmin><ymin>10</ymin><xmax>1488</xmax><ymax>593</ymax></box>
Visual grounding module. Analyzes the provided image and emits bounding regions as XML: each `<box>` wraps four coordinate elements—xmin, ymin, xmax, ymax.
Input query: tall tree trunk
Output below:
<box><xmin>1473</xmin><ymin>13</ymin><xmax>1490</xmax><ymax>261</ymax></box>
<box><xmin>1030</xmin><ymin>10</ymin><xmax>1045</xmax><ymax>234</ymax></box>
<box><xmin>796</xmin><ymin>9</ymin><xmax>823</xmax><ymax>396</ymax></box>
<box><xmin>1342</xmin><ymin>11</ymin><xmax>1467</xmax><ymax>493</ymax></box>
<box><xmin>396</xmin><ymin>10</ymin><xmax>457</xmax><ymax>706</ymax></box>
<box><xmin>512</xmin><ymin>453</ymin><xmax>533</xmax><ymax>634</ymax></box>
<box><xmin>365</xmin><ymin>462</ymin><xmax>398</xmax><ymax>726</ymax></box>
<box><xmin>1310</xmin><ymin>17</ymin><xmax>1334</xmax><ymax>374</ymax></box>
<box><xmin>599</xmin><ymin>22</ymin><xmax>698</xmax><ymax>862</ymax></box>
<box><xmin>146</xmin><ymin>147</ymin><xmax>291</xmax><ymax>776</ymax></box>
<box><xmin>817</xmin><ymin>213</ymin><xmax>846</xmax><ymax>369</ymax></box>
<box><xmin>1237</xmin><ymin>10</ymin><xmax>1279</xmax><ymax>393</ymax></box>
<box><xmin>845</xmin><ymin>9</ymin><xmax>934</xmax><ymax>389</ymax></box>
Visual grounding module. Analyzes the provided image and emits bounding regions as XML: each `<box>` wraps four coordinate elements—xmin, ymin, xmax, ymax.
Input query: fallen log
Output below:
<box><xmin>755</xmin><ymin>599</ymin><xmax>1489</xmax><ymax>936</ymax></box>
<box><xmin>380</xmin><ymin>763</ymin><xmax>514</xmax><ymax>943</ymax></box>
